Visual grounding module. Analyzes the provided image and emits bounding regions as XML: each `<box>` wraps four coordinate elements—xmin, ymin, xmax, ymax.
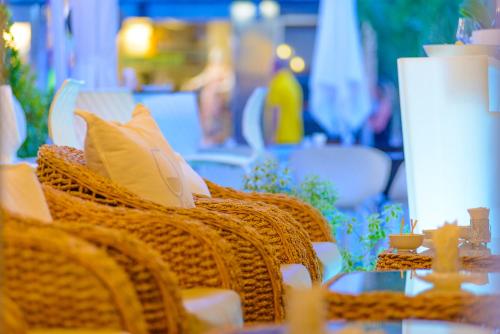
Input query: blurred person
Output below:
<box><xmin>183</xmin><ymin>48</ymin><xmax>234</xmax><ymax>146</ymax></box>
<box><xmin>121</xmin><ymin>67</ymin><xmax>139</xmax><ymax>91</ymax></box>
<box><xmin>369</xmin><ymin>81</ymin><xmax>395</xmax><ymax>147</ymax></box>
<box><xmin>264</xmin><ymin>60</ymin><xmax>304</xmax><ymax>144</ymax></box>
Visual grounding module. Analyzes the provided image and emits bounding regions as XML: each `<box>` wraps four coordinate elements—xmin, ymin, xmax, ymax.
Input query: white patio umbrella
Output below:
<box><xmin>70</xmin><ymin>0</ymin><xmax>119</xmax><ymax>89</ymax></box>
<box><xmin>309</xmin><ymin>0</ymin><xmax>371</xmax><ymax>144</ymax></box>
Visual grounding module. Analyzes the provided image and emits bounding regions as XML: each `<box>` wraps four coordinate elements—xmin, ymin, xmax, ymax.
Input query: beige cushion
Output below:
<box><xmin>312</xmin><ymin>242</ymin><xmax>343</xmax><ymax>282</ymax></box>
<box><xmin>0</xmin><ymin>163</ymin><xmax>53</xmax><ymax>223</ymax></box>
<box><xmin>280</xmin><ymin>264</ymin><xmax>312</xmax><ymax>289</ymax></box>
<box><xmin>76</xmin><ymin>106</ymin><xmax>195</xmax><ymax>208</ymax></box>
<box><xmin>180</xmin><ymin>288</ymin><xmax>243</xmax><ymax>328</ymax></box>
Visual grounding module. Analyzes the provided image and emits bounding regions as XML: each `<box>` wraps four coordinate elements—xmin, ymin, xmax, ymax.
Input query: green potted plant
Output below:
<box><xmin>244</xmin><ymin>159</ymin><xmax>403</xmax><ymax>272</ymax></box>
<box><xmin>1</xmin><ymin>4</ymin><xmax>49</xmax><ymax>158</ymax></box>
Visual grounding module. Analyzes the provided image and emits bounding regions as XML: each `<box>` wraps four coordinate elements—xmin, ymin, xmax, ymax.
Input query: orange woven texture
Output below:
<box><xmin>376</xmin><ymin>253</ymin><xmax>500</xmax><ymax>272</ymax></box>
<box><xmin>205</xmin><ymin>180</ymin><xmax>334</xmax><ymax>243</ymax></box>
<box><xmin>3</xmin><ymin>222</ymin><xmax>148</xmax><ymax>334</ymax></box>
<box><xmin>8</xmin><ymin>207</ymin><xmax>188</xmax><ymax>334</ymax></box>
<box><xmin>43</xmin><ymin>185</ymin><xmax>239</xmax><ymax>292</ymax></box>
<box><xmin>37</xmin><ymin>144</ymin><xmax>318</xmax><ymax>282</ymax></box>
<box><xmin>326</xmin><ymin>291</ymin><xmax>500</xmax><ymax>327</ymax></box>
<box><xmin>37</xmin><ymin>146</ymin><xmax>285</xmax><ymax>322</ymax></box>
<box><xmin>2</xmin><ymin>296</ymin><xmax>27</xmax><ymax>334</ymax></box>
<box><xmin>196</xmin><ymin>197</ymin><xmax>322</xmax><ymax>282</ymax></box>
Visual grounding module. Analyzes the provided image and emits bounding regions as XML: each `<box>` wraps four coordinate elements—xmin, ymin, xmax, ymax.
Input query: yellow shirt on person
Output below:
<box><xmin>264</xmin><ymin>69</ymin><xmax>304</xmax><ymax>144</ymax></box>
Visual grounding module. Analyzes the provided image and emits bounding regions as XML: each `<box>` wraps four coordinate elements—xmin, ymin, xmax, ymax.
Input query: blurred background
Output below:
<box><xmin>5</xmin><ymin>0</ymin><xmax>496</xmax><ymax>270</ymax></box>
<box><xmin>4</xmin><ymin>0</ymin><xmax>460</xmax><ymax>153</ymax></box>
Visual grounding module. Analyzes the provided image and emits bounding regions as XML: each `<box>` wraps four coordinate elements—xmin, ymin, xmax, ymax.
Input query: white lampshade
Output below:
<box><xmin>398</xmin><ymin>56</ymin><xmax>500</xmax><ymax>237</ymax></box>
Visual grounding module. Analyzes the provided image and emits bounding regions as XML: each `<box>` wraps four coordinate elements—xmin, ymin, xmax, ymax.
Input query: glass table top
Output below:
<box><xmin>237</xmin><ymin>320</ymin><xmax>495</xmax><ymax>334</ymax></box>
<box><xmin>420</xmin><ymin>237</ymin><xmax>500</xmax><ymax>256</ymax></box>
<box><xmin>328</xmin><ymin>270</ymin><xmax>500</xmax><ymax>296</ymax></box>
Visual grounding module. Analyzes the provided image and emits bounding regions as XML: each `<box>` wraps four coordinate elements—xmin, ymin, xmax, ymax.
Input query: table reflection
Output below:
<box><xmin>329</xmin><ymin>271</ymin><xmax>500</xmax><ymax>296</ymax></box>
<box><xmin>240</xmin><ymin>320</ymin><xmax>495</xmax><ymax>334</ymax></box>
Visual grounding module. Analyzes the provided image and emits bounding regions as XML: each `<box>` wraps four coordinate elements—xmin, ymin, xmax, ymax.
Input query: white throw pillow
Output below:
<box><xmin>76</xmin><ymin>106</ymin><xmax>195</xmax><ymax>208</ymax></box>
<box><xmin>0</xmin><ymin>163</ymin><xmax>53</xmax><ymax>223</ymax></box>
<box><xmin>175</xmin><ymin>153</ymin><xmax>210</xmax><ymax>197</ymax></box>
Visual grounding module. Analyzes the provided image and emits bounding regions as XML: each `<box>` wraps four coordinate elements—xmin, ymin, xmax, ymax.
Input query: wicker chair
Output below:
<box><xmin>204</xmin><ymin>179</ymin><xmax>333</xmax><ymax>243</ymax></box>
<box><xmin>3</xmin><ymin>222</ymin><xmax>149</xmax><ymax>334</ymax></box>
<box><xmin>36</xmin><ymin>144</ymin><xmax>321</xmax><ymax>283</ymax></box>
<box><xmin>5</xmin><ymin>210</ymin><xmax>190</xmax><ymax>334</ymax></box>
<box><xmin>326</xmin><ymin>290</ymin><xmax>500</xmax><ymax>327</ymax></box>
<box><xmin>41</xmin><ymin>184</ymin><xmax>284</xmax><ymax>323</ymax></box>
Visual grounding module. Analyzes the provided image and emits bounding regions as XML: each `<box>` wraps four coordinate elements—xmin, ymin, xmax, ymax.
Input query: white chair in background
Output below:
<box><xmin>288</xmin><ymin>145</ymin><xmax>392</xmax><ymax>209</ymax></box>
<box><xmin>74</xmin><ymin>90</ymin><xmax>135</xmax><ymax>148</ymax></box>
<box><xmin>48</xmin><ymin>80</ymin><xmax>135</xmax><ymax>150</ymax></box>
<box><xmin>141</xmin><ymin>92</ymin><xmax>202</xmax><ymax>157</ymax></box>
<box><xmin>388</xmin><ymin>161</ymin><xmax>409</xmax><ymax>226</ymax></box>
<box><xmin>48</xmin><ymin>79</ymin><xmax>85</xmax><ymax>148</ymax></box>
<box><xmin>388</xmin><ymin>162</ymin><xmax>407</xmax><ymax>203</ymax></box>
<box><xmin>143</xmin><ymin>87</ymin><xmax>269</xmax><ymax>172</ymax></box>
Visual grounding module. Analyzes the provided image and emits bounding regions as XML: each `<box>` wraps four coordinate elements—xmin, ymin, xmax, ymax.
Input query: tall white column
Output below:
<box><xmin>70</xmin><ymin>0</ymin><xmax>119</xmax><ymax>89</ymax></box>
<box><xmin>398</xmin><ymin>56</ymin><xmax>500</xmax><ymax>237</ymax></box>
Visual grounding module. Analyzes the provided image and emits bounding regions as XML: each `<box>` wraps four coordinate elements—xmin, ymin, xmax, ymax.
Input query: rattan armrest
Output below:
<box><xmin>14</xmin><ymin>215</ymin><xmax>187</xmax><ymax>334</ymax></box>
<box><xmin>3</xmin><ymin>222</ymin><xmax>148</xmax><ymax>334</ymax></box>
<box><xmin>196</xmin><ymin>197</ymin><xmax>322</xmax><ymax>282</ymax></box>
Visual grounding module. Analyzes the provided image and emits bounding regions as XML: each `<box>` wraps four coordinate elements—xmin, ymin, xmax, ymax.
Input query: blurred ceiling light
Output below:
<box><xmin>6</xmin><ymin>22</ymin><xmax>31</xmax><ymax>54</ymax></box>
<box><xmin>290</xmin><ymin>56</ymin><xmax>305</xmax><ymax>73</ymax></box>
<box><xmin>122</xmin><ymin>18</ymin><xmax>154</xmax><ymax>57</ymax></box>
<box><xmin>259</xmin><ymin>0</ymin><xmax>280</xmax><ymax>19</ymax></box>
<box><xmin>230</xmin><ymin>1</ymin><xmax>257</xmax><ymax>23</ymax></box>
<box><xmin>276</xmin><ymin>43</ymin><xmax>292</xmax><ymax>60</ymax></box>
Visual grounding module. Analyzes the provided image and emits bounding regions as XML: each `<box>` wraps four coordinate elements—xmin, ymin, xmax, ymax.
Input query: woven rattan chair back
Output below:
<box><xmin>3</xmin><ymin>222</ymin><xmax>148</xmax><ymax>334</ymax></box>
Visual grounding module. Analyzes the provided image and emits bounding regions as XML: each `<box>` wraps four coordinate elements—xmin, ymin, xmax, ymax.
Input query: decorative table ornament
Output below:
<box><xmin>419</xmin><ymin>222</ymin><xmax>479</xmax><ymax>292</ymax></box>
<box><xmin>432</xmin><ymin>222</ymin><xmax>460</xmax><ymax>273</ymax></box>
<box><xmin>468</xmin><ymin>207</ymin><xmax>491</xmax><ymax>244</ymax></box>
<box><xmin>389</xmin><ymin>218</ymin><xmax>424</xmax><ymax>254</ymax></box>
<box><xmin>287</xmin><ymin>286</ymin><xmax>327</xmax><ymax>334</ymax></box>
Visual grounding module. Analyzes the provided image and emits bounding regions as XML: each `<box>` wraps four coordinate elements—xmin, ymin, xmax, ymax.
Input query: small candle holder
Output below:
<box><xmin>389</xmin><ymin>218</ymin><xmax>424</xmax><ymax>254</ymax></box>
<box><xmin>389</xmin><ymin>234</ymin><xmax>424</xmax><ymax>253</ymax></box>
